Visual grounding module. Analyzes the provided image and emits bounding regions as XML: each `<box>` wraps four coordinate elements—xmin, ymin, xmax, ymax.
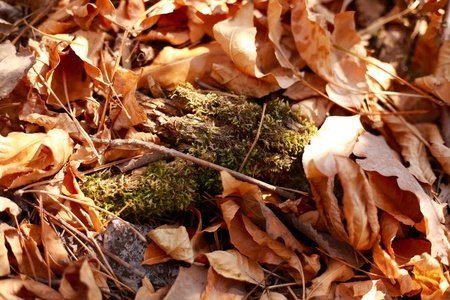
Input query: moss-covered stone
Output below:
<box><xmin>82</xmin><ymin>83</ymin><xmax>316</xmax><ymax>222</ymax></box>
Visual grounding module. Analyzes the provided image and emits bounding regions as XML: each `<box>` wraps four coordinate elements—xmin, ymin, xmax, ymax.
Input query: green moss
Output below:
<box><xmin>82</xmin><ymin>160</ymin><xmax>200</xmax><ymax>223</ymax></box>
<box><xmin>82</xmin><ymin>83</ymin><xmax>317</xmax><ymax>223</ymax></box>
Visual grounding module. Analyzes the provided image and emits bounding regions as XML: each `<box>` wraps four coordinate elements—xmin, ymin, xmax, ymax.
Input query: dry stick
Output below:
<box><xmin>91</xmin><ymin>137</ymin><xmax>297</xmax><ymax>199</ymax></box>
<box><xmin>238</xmin><ymin>102</ymin><xmax>267</xmax><ymax>173</ymax></box>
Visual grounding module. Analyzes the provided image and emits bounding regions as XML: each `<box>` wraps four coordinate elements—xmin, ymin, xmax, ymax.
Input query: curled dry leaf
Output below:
<box><xmin>0</xmin><ymin>278</ymin><xmax>64</xmax><ymax>300</ymax></box>
<box><xmin>213</xmin><ymin>1</ymin><xmax>297</xmax><ymax>89</ymax></box>
<box><xmin>164</xmin><ymin>265</ymin><xmax>208</xmax><ymax>300</ymax></box>
<box><xmin>372</xmin><ymin>236</ymin><xmax>400</xmax><ymax>281</ymax></box>
<box><xmin>201</xmin><ymin>267</ymin><xmax>246</xmax><ymax>300</ymax></box>
<box><xmin>306</xmin><ymin>259</ymin><xmax>354</xmax><ymax>299</ymax></box>
<box><xmin>0</xmin><ymin>196</ymin><xmax>21</xmax><ymax>217</ymax></box>
<box><xmin>382</xmin><ymin>115</ymin><xmax>436</xmax><ymax>185</ymax></box>
<box><xmin>414</xmin><ymin>40</ymin><xmax>450</xmax><ymax>104</ymax></box>
<box><xmin>199</xmin><ymin>249</ymin><xmax>264</xmax><ymax>284</ymax></box>
<box><xmin>0</xmin><ymin>223</ymin><xmax>14</xmax><ymax>276</ymax></box>
<box><xmin>291</xmin><ymin>0</ymin><xmax>368</xmax><ymax>108</ymax></box>
<box><xmin>59</xmin><ymin>258</ymin><xmax>102</xmax><ymax>300</ymax></box>
<box><xmin>0</xmin><ymin>129</ymin><xmax>73</xmax><ymax>189</ymax></box>
<box><xmin>147</xmin><ymin>224</ymin><xmax>195</xmax><ymax>264</ymax></box>
<box><xmin>408</xmin><ymin>253</ymin><xmax>450</xmax><ymax>299</ymax></box>
<box><xmin>0</xmin><ymin>41</ymin><xmax>35</xmax><ymax>99</ymax></box>
<box><xmin>353</xmin><ymin>132</ymin><xmax>450</xmax><ymax>265</ymax></box>
<box><xmin>335</xmin><ymin>279</ymin><xmax>392</xmax><ymax>300</ymax></box>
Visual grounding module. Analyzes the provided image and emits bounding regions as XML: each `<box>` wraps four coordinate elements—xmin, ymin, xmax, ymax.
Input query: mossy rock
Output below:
<box><xmin>82</xmin><ymin>84</ymin><xmax>316</xmax><ymax>223</ymax></box>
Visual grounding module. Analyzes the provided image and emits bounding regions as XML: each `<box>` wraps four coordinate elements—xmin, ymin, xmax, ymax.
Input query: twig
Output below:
<box><xmin>239</xmin><ymin>102</ymin><xmax>267</xmax><ymax>173</ymax></box>
<box><xmin>91</xmin><ymin>137</ymin><xmax>297</xmax><ymax>199</ymax></box>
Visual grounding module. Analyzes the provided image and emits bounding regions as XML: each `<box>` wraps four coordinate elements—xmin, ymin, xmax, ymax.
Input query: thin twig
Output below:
<box><xmin>239</xmin><ymin>102</ymin><xmax>267</xmax><ymax>173</ymax></box>
<box><xmin>91</xmin><ymin>137</ymin><xmax>297</xmax><ymax>199</ymax></box>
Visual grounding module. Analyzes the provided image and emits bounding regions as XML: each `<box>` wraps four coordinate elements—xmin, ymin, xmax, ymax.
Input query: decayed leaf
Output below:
<box><xmin>382</xmin><ymin>115</ymin><xmax>436</xmax><ymax>185</ymax></box>
<box><xmin>307</xmin><ymin>259</ymin><xmax>354</xmax><ymax>299</ymax></box>
<box><xmin>201</xmin><ymin>267</ymin><xmax>246</xmax><ymax>300</ymax></box>
<box><xmin>135</xmin><ymin>285</ymin><xmax>171</xmax><ymax>300</ymax></box>
<box><xmin>0</xmin><ymin>129</ymin><xmax>73</xmax><ymax>189</ymax></box>
<box><xmin>414</xmin><ymin>40</ymin><xmax>450</xmax><ymax>104</ymax></box>
<box><xmin>213</xmin><ymin>1</ymin><xmax>296</xmax><ymax>89</ymax></box>
<box><xmin>141</xmin><ymin>241</ymin><xmax>172</xmax><ymax>266</ymax></box>
<box><xmin>200</xmin><ymin>249</ymin><xmax>264</xmax><ymax>284</ymax></box>
<box><xmin>260</xmin><ymin>292</ymin><xmax>287</xmax><ymax>300</ymax></box>
<box><xmin>147</xmin><ymin>224</ymin><xmax>195</xmax><ymax>264</ymax></box>
<box><xmin>164</xmin><ymin>265</ymin><xmax>208</xmax><ymax>300</ymax></box>
<box><xmin>0</xmin><ymin>279</ymin><xmax>63</xmax><ymax>300</ymax></box>
<box><xmin>59</xmin><ymin>258</ymin><xmax>102</xmax><ymax>300</ymax></box>
<box><xmin>291</xmin><ymin>0</ymin><xmax>368</xmax><ymax>108</ymax></box>
<box><xmin>0</xmin><ymin>41</ymin><xmax>35</xmax><ymax>99</ymax></box>
<box><xmin>353</xmin><ymin>132</ymin><xmax>450</xmax><ymax>265</ymax></box>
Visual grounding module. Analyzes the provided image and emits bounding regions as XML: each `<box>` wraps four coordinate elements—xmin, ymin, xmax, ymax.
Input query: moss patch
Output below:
<box><xmin>82</xmin><ymin>83</ymin><xmax>317</xmax><ymax>222</ymax></box>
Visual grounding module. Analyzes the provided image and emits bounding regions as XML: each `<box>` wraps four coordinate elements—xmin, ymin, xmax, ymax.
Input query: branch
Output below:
<box><xmin>91</xmin><ymin>137</ymin><xmax>297</xmax><ymax>199</ymax></box>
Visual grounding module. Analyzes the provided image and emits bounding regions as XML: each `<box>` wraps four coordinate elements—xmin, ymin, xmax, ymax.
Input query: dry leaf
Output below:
<box><xmin>0</xmin><ymin>129</ymin><xmax>73</xmax><ymax>189</ymax></box>
<box><xmin>291</xmin><ymin>1</ymin><xmax>368</xmax><ymax>108</ymax></box>
<box><xmin>379</xmin><ymin>213</ymin><xmax>399</xmax><ymax>258</ymax></box>
<box><xmin>0</xmin><ymin>41</ymin><xmax>35</xmax><ymax>99</ymax></box>
<box><xmin>307</xmin><ymin>259</ymin><xmax>354</xmax><ymax>299</ymax></box>
<box><xmin>354</xmin><ymin>132</ymin><xmax>450</xmax><ymax>265</ymax></box>
<box><xmin>414</xmin><ymin>40</ymin><xmax>450</xmax><ymax>104</ymax></box>
<box><xmin>408</xmin><ymin>253</ymin><xmax>450</xmax><ymax>299</ymax></box>
<box><xmin>41</xmin><ymin>220</ymin><xmax>70</xmax><ymax>273</ymax></box>
<box><xmin>372</xmin><ymin>236</ymin><xmax>400</xmax><ymax>280</ymax></box>
<box><xmin>200</xmin><ymin>249</ymin><xmax>264</xmax><ymax>284</ymax></box>
<box><xmin>0</xmin><ymin>278</ymin><xmax>63</xmax><ymax>300</ymax></box>
<box><xmin>382</xmin><ymin>115</ymin><xmax>436</xmax><ymax>185</ymax></box>
<box><xmin>59</xmin><ymin>258</ymin><xmax>102</xmax><ymax>300</ymax></box>
<box><xmin>147</xmin><ymin>224</ymin><xmax>195</xmax><ymax>264</ymax></box>
<box><xmin>201</xmin><ymin>267</ymin><xmax>246</xmax><ymax>300</ymax></box>
<box><xmin>164</xmin><ymin>265</ymin><xmax>208</xmax><ymax>300</ymax></box>
<box><xmin>135</xmin><ymin>285</ymin><xmax>171</xmax><ymax>300</ymax></box>
<box><xmin>213</xmin><ymin>1</ymin><xmax>296</xmax><ymax>89</ymax></box>
<box><xmin>0</xmin><ymin>196</ymin><xmax>21</xmax><ymax>217</ymax></box>
<box><xmin>335</xmin><ymin>280</ymin><xmax>392</xmax><ymax>300</ymax></box>
<box><xmin>0</xmin><ymin>223</ymin><xmax>14</xmax><ymax>276</ymax></box>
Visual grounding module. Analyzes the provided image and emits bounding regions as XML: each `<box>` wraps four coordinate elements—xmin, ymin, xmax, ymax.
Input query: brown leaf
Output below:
<box><xmin>382</xmin><ymin>115</ymin><xmax>436</xmax><ymax>185</ymax></box>
<box><xmin>0</xmin><ymin>279</ymin><xmax>63</xmax><ymax>300</ymax></box>
<box><xmin>0</xmin><ymin>41</ymin><xmax>35</xmax><ymax>99</ymax></box>
<box><xmin>147</xmin><ymin>225</ymin><xmax>195</xmax><ymax>264</ymax></box>
<box><xmin>0</xmin><ymin>129</ymin><xmax>73</xmax><ymax>189</ymax></box>
<box><xmin>335</xmin><ymin>280</ymin><xmax>393</xmax><ymax>300</ymax></box>
<box><xmin>164</xmin><ymin>265</ymin><xmax>208</xmax><ymax>300</ymax></box>
<box><xmin>414</xmin><ymin>40</ymin><xmax>450</xmax><ymax>104</ymax></box>
<box><xmin>379</xmin><ymin>213</ymin><xmax>399</xmax><ymax>258</ymax></box>
<box><xmin>335</xmin><ymin>156</ymin><xmax>379</xmax><ymax>250</ymax></box>
<box><xmin>42</xmin><ymin>220</ymin><xmax>70</xmax><ymax>273</ymax></box>
<box><xmin>201</xmin><ymin>267</ymin><xmax>246</xmax><ymax>300</ymax></box>
<box><xmin>213</xmin><ymin>1</ymin><xmax>296</xmax><ymax>88</ymax></box>
<box><xmin>141</xmin><ymin>241</ymin><xmax>172</xmax><ymax>266</ymax></box>
<box><xmin>59</xmin><ymin>258</ymin><xmax>102</xmax><ymax>300</ymax></box>
<box><xmin>408</xmin><ymin>253</ymin><xmax>450</xmax><ymax>299</ymax></box>
<box><xmin>354</xmin><ymin>132</ymin><xmax>450</xmax><ymax>265</ymax></box>
<box><xmin>372</xmin><ymin>236</ymin><xmax>400</xmax><ymax>280</ymax></box>
<box><xmin>137</xmin><ymin>42</ymin><xmax>230</xmax><ymax>90</ymax></box>
<box><xmin>307</xmin><ymin>259</ymin><xmax>354</xmax><ymax>299</ymax></box>
<box><xmin>136</xmin><ymin>285</ymin><xmax>171</xmax><ymax>300</ymax></box>
<box><xmin>0</xmin><ymin>196</ymin><xmax>21</xmax><ymax>217</ymax></box>
<box><xmin>0</xmin><ymin>223</ymin><xmax>14</xmax><ymax>276</ymax></box>
<box><xmin>200</xmin><ymin>249</ymin><xmax>264</xmax><ymax>284</ymax></box>
<box><xmin>291</xmin><ymin>1</ymin><xmax>368</xmax><ymax>108</ymax></box>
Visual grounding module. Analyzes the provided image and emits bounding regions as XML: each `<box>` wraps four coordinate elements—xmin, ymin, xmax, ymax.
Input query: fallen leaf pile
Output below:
<box><xmin>1</xmin><ymin>0</ymin><xmax>450</xmax><ymax>299</ymax></box>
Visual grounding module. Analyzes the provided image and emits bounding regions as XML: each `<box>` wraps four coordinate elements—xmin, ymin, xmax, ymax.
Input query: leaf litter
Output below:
<box><xmin>0</xmin><ymin>0</ymin><xmax>450</xmax><ymax>299</ymax></box>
